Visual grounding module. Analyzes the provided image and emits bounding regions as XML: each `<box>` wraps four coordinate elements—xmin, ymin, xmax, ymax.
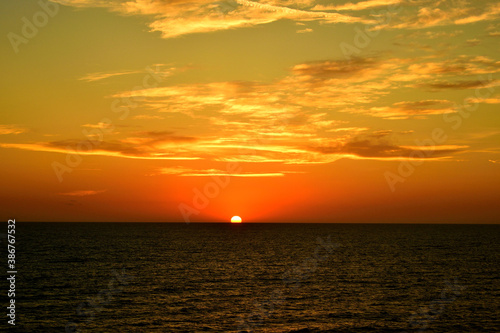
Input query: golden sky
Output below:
<box><xmin>0</xmin><ymin>0</ymin><xmax>499</xmax><ymax>222</ymax></box>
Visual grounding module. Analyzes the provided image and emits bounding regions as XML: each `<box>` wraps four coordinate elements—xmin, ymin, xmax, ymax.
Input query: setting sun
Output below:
<box><xmin>231</xmin><ymin>216</ymin><xmax>242</xmax><ymax>223</ymax></box>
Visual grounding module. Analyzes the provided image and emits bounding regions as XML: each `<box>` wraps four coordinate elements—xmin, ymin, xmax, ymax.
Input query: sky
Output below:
<box><xmin>0</xmin><ymin>0</ymin><xmax>499</xmax><ymax>222</ymax></box>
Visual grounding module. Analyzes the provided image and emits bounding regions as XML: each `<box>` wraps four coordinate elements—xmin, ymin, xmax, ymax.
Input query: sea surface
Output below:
<box><xmin>9</xmin><ymin>223</ymin><xmax>500</xmax><ymax>332</ymax></box>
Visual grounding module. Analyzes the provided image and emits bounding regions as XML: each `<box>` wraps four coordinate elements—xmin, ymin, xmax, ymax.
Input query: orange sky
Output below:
<box><xmin>0</xmin><ymin>0</ymin><xmax>499</xmax><ymax>222</ymax></box>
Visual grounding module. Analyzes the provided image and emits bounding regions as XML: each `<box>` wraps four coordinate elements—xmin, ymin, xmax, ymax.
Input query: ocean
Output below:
<box><xmin>11</xmin><ymin>223</ymin><xmax>500</xmax><ymax>332</ymax></box>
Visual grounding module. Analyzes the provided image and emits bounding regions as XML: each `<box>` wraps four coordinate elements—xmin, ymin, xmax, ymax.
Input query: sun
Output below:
<box><xmin>230</xmin><ymin>216</ymin><xmax>242</xmax><ymax>223</ymax></box>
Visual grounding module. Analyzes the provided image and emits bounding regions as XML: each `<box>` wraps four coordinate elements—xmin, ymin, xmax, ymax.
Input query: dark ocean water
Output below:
<box><xmin>8</xmin><ymin>223</ymin><xmax>500</xmax><ymax>332</ymax></box>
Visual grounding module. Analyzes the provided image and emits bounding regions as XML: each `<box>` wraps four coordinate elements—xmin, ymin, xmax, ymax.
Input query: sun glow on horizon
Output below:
<box><xmin>230</xmin><ymin>216</ymin><xmax>242</xmax><ymax>223</ymax></box>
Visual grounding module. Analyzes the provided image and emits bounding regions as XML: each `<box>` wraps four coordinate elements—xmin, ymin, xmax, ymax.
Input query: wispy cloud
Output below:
<box><xmin>396</xmin><ymin>30</ymin><xmax>463</xmax><ymax>40</ymax></box>
<box><xmin>79</xmin><ymin>64</ymin><xmax>176</xmax><ymax>82</ymax></box>
<box><xmin>82</xmin><ymin>122</ymin><xmax>115</xmax><ymax>130</ymax></box>
<box><xmin>408</xmin><ymin>56</ymin><xmax>500</xmax><ymax>76</ymax></box>
<box><xmin>307</xmin><ymin>131</ymin><xmax>468</xmax><ymax>160</ymax></box>
<box><xmin>465</xmin><ymin>38</ymin><xmax>481</xmax><ymax>47</ymax></box>
<box><xmin>454</xmin><ymin>2</ymin><xmax>500</xmax><ymax>25</ymax></box>
<box><xmin>373</xmin><ymin>1</ymin><xmax>500</xmax><ymax>30</ymax></box>
<box><xmin>58</xmin><ymin>190</ymin><xmax>106</xmax><ymax>196</ymax></box>
<box><xmin>112</xmin><ymin>54</ymin><xmax>499</xmax><ymax>123</ymax></box>
<box><xmin>312</xmin><ymin>0</ymin><xmax>402</xmax><ymax>12</ymax></box>
<box><xmin>0</xmin><ymin>125</ymin><xmax>27</xmax><ymax>135</ymax></box>
<box><xmin>52</xmin><ymin>0</ymin><xmax>370</xmax><ymax>39</ymax></box>
<box><xmin>420</xmin><ymin>79</ymin><xmax>498</xmax><ymax>91</ymax></box>
<box><xmin>0</xmin><ymin>141</ymin><xmax>201</xmax><ymax>161</ymax></box>
<box><xmin>466</xmin><ymin>97</ymin><xmax>500</xmax><ymax>104</ymax></box>
<box><xmin>113</xmin><ymin>56</ymin><xmax>394</xmax><ymax>116</ymax></box>
<box><xmin>132</xmin><ymin>115</ymin><xmax>164</xmax><ymax>120</ymax></box>
<box><xmin>157</xmin><ymin>166</ymin><xmax>299</xmax><ymax>177</ymax></box>
<box><xmin>3</xmin><ymin>50</ymin><xmax>491</xmax><ymax>169</ymax></box>
<box><xmin>296</xmin><ymin>27</ymin><xmax>313</xmax><ymax>33</ymax></box>
<box><xmin>79</xmin><ymin>70</ymin><xmax>142</xmax><ymax>82</ymax></box>
<box><xmin>122</xmin><ymin>131</ymin><xmax>199</xmax><ymax>146</ymax></box>
<box><xmin>346</xmin><ymin>100</ymin><xmax>456</xmax><ymax>119</ymax></box>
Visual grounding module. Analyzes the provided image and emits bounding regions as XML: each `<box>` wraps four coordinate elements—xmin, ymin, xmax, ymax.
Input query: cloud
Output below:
<box><xmin>58</xmin><ymin>190</ymin><xmax>106</xmax><ymax>196</ymax></box>
<box><xmin>296</xmin><ymin>27</ymin><xmax>313</xmax><ymax>33</ymax></box>
<box><xmin>157</xmin><ymin>166</ymin><xmax>298</xmax><ymax>177</ymax></box>
<box><xmin>395</xmin><ymin>30</ymin><xmax>463</xmax><ymax>40</ymax></box>
<box><xmin>79</xmin><ymin>64</ymin><xmax>176</xmax><ymax>82</ymax></box>
<box><xmin>105</xmin><ymin>53</ymin><xmax>500</xmax><ymax>152</ymax></box>
<box><xmin>392</xmin><ymin>40</ymin><xmax>435</xmax><ymax>52</ymax></box>
<box><xmin>47</xmin><ymin>0</ymin><xmax>500</xmax><ymax>36</ymax></box>
<box><xmin>0</xmin><ymin>125</ymin><xmax>467</xmax><ymax>168</ymax></box>
<box><xmin>466</xmin><ymin>97</ymin><xmax>500</xmax><ymax>104</ymax></box>
<box><xmin>421</xmin><ymin>79</ymin><xmax>498</xmax><ymax>91</ymax></box>
<box><xmin>79</xmin><ymin>70</ymin><xmax>142</xmax><ymax>82</ymax></box>
<box><xmin>123</xmin><ymin>131</ymin><xmax>198</xmax><ymax>145</ymax></box>
<box><xmin>199</xmin><ymin>129</ymin><xmax>466</xmax><ymax>164</ymax></box>
<box><xmin>312</xmin><ymin>0</ymin><xmax>402</xmax><ymax>12</ymax></box>
<box><xmin>3</xmin><ymin>52</ymin><xmax>490</xmax><ymax>168</ymax></box>
<box><xmin>0</xmin><ymin>125</ymin><xmax>27</xmax><ymax>135</ymax></box>
<box><xmin>290</xmin><ymin>57</ymin><xmax>380</xmax><ymax>80</ymax></box>
<box><xmin>307</xmin><ymin>131</ymin><xmax>467</xmax><ymax>160</ymax></box>
<box><xmin>454</xmin><ymin>2</ymin><xmax>500</xmax><ymax>25</ymax></box>
<box><xmin>0</xmin><ymin>140</ymin><xmax>201</xmax><ymax>161</ymax></box>
<box><xmin>373</xmin><ymin>1</ymin><xmax>500</xmax><ymax>30</ymax></box>
<box><xmin>52</xmin><ymin>0</ymin><xmax>369</xmax><ymax>39</ymax></box>
<box><xmin>82</xmin><ymin>122</ymin><xmax>115</xmax><ymax>131</ymax></box>
<box><xmin>465</xmin><ymin>38</ymin><xmax>481</xmax><ymax>46</ymax></box>
<box><xmin>395</xmin><ymin>56</ymin><xmax>500</xmax><ymax>82</ymax></box>
<box><xmin>111</xmin><ymin>56</ymin><xmax>394</xmax><ymax>125</ymax></box>
<box><xmin>346</xmin><ymin>99</ymin><xmax>456</xmax><ymax>119</ymax></box>
<box><xmin>132</xmin><ymin>115</ymin><xmax>164</xmax><ymax>120</ymax></box>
